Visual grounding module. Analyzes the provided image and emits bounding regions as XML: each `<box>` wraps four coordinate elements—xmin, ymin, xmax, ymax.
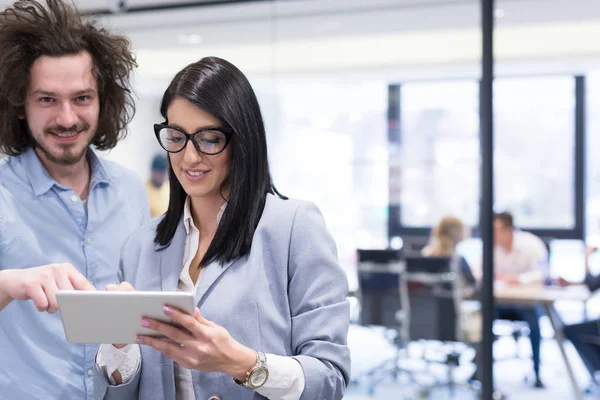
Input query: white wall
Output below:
<box><xmin>98</xmin><ymin>75</ymin><xmax>167</xmax><ymax>181</ymax></box>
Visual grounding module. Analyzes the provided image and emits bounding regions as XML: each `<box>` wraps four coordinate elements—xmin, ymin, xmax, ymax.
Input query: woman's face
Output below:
<box><xmin>166</xmin><ymin>97</ymin><xmax>232</xmax><ymax>202</ymax></box>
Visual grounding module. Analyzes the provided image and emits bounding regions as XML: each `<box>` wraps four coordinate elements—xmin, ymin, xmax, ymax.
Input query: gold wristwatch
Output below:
<box><xmin>233</xmin><ymin>351</ymin><xmax>269</xmax><ymax>389</ymax></box>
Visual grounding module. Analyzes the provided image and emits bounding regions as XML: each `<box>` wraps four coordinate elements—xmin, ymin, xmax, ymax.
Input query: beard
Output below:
<box><xmin>31</xmin><ymin>123</ymin><xmax>93</xmax><ymax>166</ymax></box>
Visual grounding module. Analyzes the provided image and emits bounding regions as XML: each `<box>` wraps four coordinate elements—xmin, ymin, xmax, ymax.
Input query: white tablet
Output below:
<box><xmin>56</xmin><ymin>290</ymin><xmax>195</xmax><ymax>344</ymax></box>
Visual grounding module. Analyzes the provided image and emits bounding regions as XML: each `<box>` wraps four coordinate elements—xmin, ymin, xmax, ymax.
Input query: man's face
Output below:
<box><xmin>22</xmin><ymin>51</ymin><xmax>99</xmax><ymax>166</ymax></box>
<box><xmin>493</xmin><ymin>219</ymin><xmax>513</xmax><ymax>248</ymax></box>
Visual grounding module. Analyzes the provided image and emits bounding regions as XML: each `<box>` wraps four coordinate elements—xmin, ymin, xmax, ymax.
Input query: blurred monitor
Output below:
<box><xmin>456</xmin><ymin>237</ymin><xmax>482</xmax><ymax>268</ymax></box>
<box><xmin>585</xmin><ymin>234</ymin><xmax>600</xmax><ymax>277</ymax></box>
<box><xmin>549</xmin><ymin>239</ymin><xmax>586</xmax><ymax>282</ymax></box>
<box><xmin>589</xmin><ymin>251</ymin><xmax>600</xmax><ymax>277</ymax></box>
<box><xmin>401</xmin><ymin>236</ymin><xmax>430</xmax><ymax>255</ymax></box>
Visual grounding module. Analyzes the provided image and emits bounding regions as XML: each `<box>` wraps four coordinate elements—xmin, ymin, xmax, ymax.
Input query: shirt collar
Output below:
<box><xmin>87</xmin><ymin>149</ymin><xmax>112</xmax><ymax>190</ymax></box>
<box><xmin>22</xmin><ymin>147</ymin><xmax>111</xmax><ymax>196</ymax></box>
<box><xmin>22</xmin><ymin>147</ymin><xmax>54</xmax><ymax>196</ymax></box>
<box><xmin>183</xmin><ymin>196</ymin><xmax>227</xmax><ymax>235</ymax></box>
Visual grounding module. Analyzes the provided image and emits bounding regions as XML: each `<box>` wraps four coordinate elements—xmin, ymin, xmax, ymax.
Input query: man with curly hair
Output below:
<box><xmin>0</xmin><ymin>0</ymin><xmax>149</xmax><ymax>397</ymax></box>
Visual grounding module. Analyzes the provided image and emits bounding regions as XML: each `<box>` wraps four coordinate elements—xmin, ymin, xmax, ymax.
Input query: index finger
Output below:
<box><xmin>65</xmin><ymin>266</ymin><xmax>95</xmax><ymax>291</ymax></box>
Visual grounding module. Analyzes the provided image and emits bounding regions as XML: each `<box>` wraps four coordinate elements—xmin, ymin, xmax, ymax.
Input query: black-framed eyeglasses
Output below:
<box><xmin>154</xmin><ymin>123</ymin><xmax>233</xmax><ymax>155</ymax></box>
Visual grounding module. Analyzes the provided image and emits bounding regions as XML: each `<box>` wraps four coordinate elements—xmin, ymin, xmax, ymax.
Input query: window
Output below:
<box><xmin>394</xmin><ymin>80</ymin><xmax>480</xmax><ymax>228</ymax></box>
<box><xmin>586</xmin><ymin>72</ymin><xmax>600</xmax><ymax>242</ymax></box>
<box><xmin>261</xmin><ymin>78</ymin><xmax>390</xmax><ymax>288</ymax></box>
<box><xmin>392</xmin><ymin>76</ymin><xmax>577</xmax><ymax>235</ymax></box>
<box><xmin>494</xmin><ymin>76</ymin><xmax>575</xmax><ymax>229</ymax></box>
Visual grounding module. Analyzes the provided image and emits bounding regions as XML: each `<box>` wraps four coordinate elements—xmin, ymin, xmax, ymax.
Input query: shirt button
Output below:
<box><xmin>87</xmin><ymin>369</ymin><xmax>93</xmax><ymax>376</ymax></box>
<box><xmin>71</xmin><ymin>195</ymin><xmax>78</xmax><ymax>202</ymax></box>
<box><xmin>86</xmin><ymin>238</ymin><xmax>92</xmax><ymax>245</ymax></box>
<box><xmin>208</xmin><ymin>397</ymin><xmax>220</xmax><ymax>400</ymax></box>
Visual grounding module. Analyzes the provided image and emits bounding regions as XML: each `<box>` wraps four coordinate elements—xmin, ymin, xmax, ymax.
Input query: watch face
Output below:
<box><xmin>249</xmin><ymin>366</ymin><xmax>269</xmax><ymax>388</ymax></box>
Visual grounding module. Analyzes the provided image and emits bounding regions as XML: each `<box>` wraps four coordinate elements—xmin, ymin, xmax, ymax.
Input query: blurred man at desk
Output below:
<box><xmin>493</xmin><ymin>212</ymin><xmax>548</xmax><ymax>388</ymax></box>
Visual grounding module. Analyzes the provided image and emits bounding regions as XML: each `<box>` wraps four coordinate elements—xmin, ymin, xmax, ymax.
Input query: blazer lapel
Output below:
<box><xmin>153</xmin><ymin>217</ymin><xmax>243</xmax><ymax>304</ymax></box>
<box><xmin>155</xmin><ymin>221</ymin><xmax>186</xmax><ymax>292</ymax></box>
<box><xmin>195</xmin><ymin>256</ymin><xmax>242</xmax><ymax>307</ymax></box>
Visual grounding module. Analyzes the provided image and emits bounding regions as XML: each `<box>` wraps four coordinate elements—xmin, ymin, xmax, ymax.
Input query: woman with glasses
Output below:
<box><xmin>94</xmin><ymin>57</ymin><xmax>350</xmax><ymax>400</ymax></box>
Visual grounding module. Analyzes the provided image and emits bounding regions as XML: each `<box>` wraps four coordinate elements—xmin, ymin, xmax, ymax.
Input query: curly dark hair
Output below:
<box><xmin>0</xmin><ymin>0</ymin><xmax>137</xmax><ymax>156</ymax></box>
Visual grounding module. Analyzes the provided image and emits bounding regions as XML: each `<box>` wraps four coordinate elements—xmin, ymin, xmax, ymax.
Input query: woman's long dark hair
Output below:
<box><xmin>155</xmin><ymin>56</ymin><xmax>285</xmax><ymax>268</ymax></box>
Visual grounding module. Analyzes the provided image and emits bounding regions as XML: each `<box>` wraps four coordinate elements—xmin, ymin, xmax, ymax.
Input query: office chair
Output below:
<box><xmin>403</xmin><ymin>255</ymin><xmax>481</xmax><ymax>399</ymax></box>
<box><xmin>493</xmin><ymin>319</ymin><xmax>531</xmax><ymax>361</ymax></box>
<box><xmin>355</xmin><ymin>248</ymin><xmax>414</xmax><ymax>395</ymax></box>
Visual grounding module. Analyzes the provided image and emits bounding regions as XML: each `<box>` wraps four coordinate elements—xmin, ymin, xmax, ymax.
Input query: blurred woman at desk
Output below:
<box><xmin>422</xmin><ymin>216</ymin><xmax>476</xmax><ymax>288</ymax></box>
<box><xmin>423</xmin><ymin>217</ymin><xmax>484</xmax><ymax>385</ymax></box>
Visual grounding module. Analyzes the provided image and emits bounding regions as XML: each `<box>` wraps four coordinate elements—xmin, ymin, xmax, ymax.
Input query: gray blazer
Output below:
<box><xmin>94</xmin><ymin>194</ymin><xmax>350</xmax><ymax>400</ymax></box>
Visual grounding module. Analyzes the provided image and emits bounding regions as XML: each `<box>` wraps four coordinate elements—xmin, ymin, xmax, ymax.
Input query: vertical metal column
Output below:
<box><xmin>387</xmin><ymin>84</ymin><xmax>402</xmax><ymax>242</ymax></box>
<box><xmin>480</xmin><ymin>0</ymin><xmax>495</xmax><ymax>399</ymax></box>
<box><xmin>575</xmin><ymin>76</ymin><xmax>586</xmax><ymax>240</ymax></box>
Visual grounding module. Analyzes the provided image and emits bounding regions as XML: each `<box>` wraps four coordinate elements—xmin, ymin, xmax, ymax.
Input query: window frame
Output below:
<box><xmin>388</xmin><ymin>75</ymin><xmax>586</xmax><ymax>242</ymax></box>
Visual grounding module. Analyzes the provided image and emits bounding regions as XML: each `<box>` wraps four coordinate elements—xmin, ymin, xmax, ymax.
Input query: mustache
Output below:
<box><xmin>45</xmin><ymin>123</ymin><xmax>89</xmax><ymax>134</ymax></box>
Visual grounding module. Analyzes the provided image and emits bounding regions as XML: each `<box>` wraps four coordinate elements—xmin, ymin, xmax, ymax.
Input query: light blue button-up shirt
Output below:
<box><xmin>0</xmin><ymin>147</ymin><xmax>150</xmax><ymax>400</ymax></box>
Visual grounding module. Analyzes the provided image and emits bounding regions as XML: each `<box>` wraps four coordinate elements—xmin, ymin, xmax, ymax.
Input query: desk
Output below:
<box><xmin>493</xmin><ymin>284</ymin><xmax>590</xmax><ymax>305</ymax></box>
<box><xmin>494</xmin><ymin>284</ymin><xmax>590</xmax><ymax>400</ymax></box>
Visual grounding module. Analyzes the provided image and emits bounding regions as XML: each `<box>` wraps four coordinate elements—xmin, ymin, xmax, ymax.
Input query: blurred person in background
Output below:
<box><xmin>424</xmin><ymin>216</ymin><xmax>482</xmax><ymax>384</ymax></box>
<box><xmin>493</xmin><ymin>211</ymin><xmax>548</xmax><ymax>388</ymax></box>
<box><xmin>145</xmin><ymin>153</ymin><xmax>169</xmax><ymax>217</ymax></box>
<box><xmin>422</xmin><ymin>216</ymin><xmax>476</xmax><ymax>288</ymax></box>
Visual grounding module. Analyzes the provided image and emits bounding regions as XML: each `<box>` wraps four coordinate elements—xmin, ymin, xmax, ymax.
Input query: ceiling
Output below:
<box><xmin>3</xmin><ymin>0</ymin><xmax>600</xmax><ymax>78</ymax></box>
<box><xmin>0</xmin><ymin>0</ymin><xmax>237</xmax><ymax>13</ymax></box>
<box><xmin>98</xmin><ymin>0</ymin><xmax>600</xmax><ymax>78</ymax></box>
<box><xmin>114</xmin><ymin>0</ymin><xmax>600</xmax><ymax>44</ymax></box>
<box><xmin>0</xmin><ymin>0</ymin><xmax>484</xmax><ymax>14</ymax></box>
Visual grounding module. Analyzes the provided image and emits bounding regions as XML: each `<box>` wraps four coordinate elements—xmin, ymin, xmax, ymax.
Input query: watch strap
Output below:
<box><xmin>233</xmin><ymin>351</ymin><xmax>268</xmax><ymax>388</ymax></box>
